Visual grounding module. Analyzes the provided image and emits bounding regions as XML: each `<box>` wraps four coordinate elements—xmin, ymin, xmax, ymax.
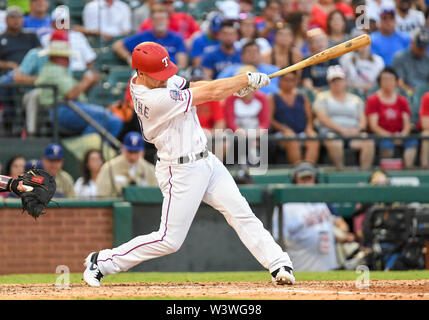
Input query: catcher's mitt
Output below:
<box><xmin>9</xmin><ymin>169</ymin><xmax>56</xmax><ymax>219</ymax></box>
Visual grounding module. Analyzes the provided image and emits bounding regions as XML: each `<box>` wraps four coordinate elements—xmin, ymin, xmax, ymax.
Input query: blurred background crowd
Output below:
<box><xmin>0</xmin><ymin>0</ymin><xmax>429</xmax><ymax>195</ymax></box>
<box><xmin>0</xmin><ymin>0</ymin><xmax>428</xmax><ymax>272</ymax></box>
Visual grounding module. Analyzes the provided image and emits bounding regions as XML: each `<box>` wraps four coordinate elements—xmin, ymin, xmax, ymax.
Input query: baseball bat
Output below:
<box><xmin>268</xmin><ymin>34</ymin><xmax>371</xmax><ymax>79</ymax></box>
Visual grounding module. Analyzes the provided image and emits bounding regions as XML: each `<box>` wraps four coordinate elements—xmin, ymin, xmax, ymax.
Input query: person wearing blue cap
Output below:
<box><xmin>96</xmin><ymin>131</ymin><xmax>157</xmax><ymax>198</ymax></box>
<box><xmin>190</xmin><ymin>12</ymin><xmax>223</xmax><ymax>68</ymax></box>
<box><xmin>41</xmin><ymin>143</ymin><xmax>75</xmax><ymax>197</ymax></box>
<box><xmin>370</xmin><ymin>3</ymin><xmax>411</xmax><ymax>66</ymax></box>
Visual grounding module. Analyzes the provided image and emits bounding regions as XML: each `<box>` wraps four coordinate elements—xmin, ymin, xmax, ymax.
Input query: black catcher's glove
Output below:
<box><xmin>9</xmin><ymin>169</ymin><xmax>56</xmax><ymax>219</ymax></box>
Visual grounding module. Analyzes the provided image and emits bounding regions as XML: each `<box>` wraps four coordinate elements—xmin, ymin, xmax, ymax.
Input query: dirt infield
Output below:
<box><xmin>0</xmin><ymin>280</ymin><xmax>428</xmax><ymax>300</ymax></box>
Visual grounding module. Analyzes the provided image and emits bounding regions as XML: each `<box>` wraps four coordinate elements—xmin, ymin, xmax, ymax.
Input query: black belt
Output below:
<box><xmin>158</xmin><ymin>148</ymin><xmax>209</xmax><ymax>164</ymax></box>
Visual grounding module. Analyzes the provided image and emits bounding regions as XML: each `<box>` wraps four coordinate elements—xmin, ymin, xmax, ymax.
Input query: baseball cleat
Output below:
<box><xmin>271</xmin><ymin>266</ymin><xmax>295</xmax><ymax>285</ymax></box>
<box><xmin>83</xmin><ymin>252</ymin><xmax>104</xmax><ymax>287</ymax></box>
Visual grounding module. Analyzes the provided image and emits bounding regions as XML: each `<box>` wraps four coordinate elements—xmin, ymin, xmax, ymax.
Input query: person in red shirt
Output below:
<box><xmin>366</xmin><ymin>67</ymin><xmax>418</xmax><ymax>168</ymax></box>
<box><xmin>309</xmin><ymin>0</ymin><xmax>354</xmax><ymax>33</ymax></box>
<box><xmin>139</xmin><ymin>0</ymin><xmax>200</xmax><ymax>47</ymax></box>
<box><xmin>418</xmin><ymin>92</ymin><xmax>429</xmax><ymax>168</ymax></box>
<box><xmin>223</xmin><ymin>66</ymin><xmax>270</xmax><ymax>165</ymax></box>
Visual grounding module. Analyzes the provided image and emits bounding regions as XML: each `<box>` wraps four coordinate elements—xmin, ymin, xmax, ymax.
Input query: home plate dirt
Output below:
<box><xmin>0</xmin><ymin>280</ymin><xmax>428</xmax><ymax>299</ymax></box>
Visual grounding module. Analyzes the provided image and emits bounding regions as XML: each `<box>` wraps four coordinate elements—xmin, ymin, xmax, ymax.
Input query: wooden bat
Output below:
<box><xmin>268</xmin><ymin>34</ymin><xmax>371</xmax><ymax>79</ymax></box>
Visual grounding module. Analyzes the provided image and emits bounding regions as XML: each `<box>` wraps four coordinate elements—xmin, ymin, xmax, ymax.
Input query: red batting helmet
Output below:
<box><xmin>131</xmin><ymin>42</ymin><xmax>178</xmax><ymax>80</ymax></box>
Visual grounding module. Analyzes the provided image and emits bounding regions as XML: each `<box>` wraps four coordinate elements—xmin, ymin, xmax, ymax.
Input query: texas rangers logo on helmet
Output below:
<box><xmin>162</xmin><ymin>56</ymin><xmax>169</xmax><ymax>67</ymax></box>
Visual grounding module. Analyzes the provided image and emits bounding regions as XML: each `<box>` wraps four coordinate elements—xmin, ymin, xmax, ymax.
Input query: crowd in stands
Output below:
<box><xmin>1</xmin><ymin>0</ymin><xmax>429</xmax><ymax>171</ymax></box>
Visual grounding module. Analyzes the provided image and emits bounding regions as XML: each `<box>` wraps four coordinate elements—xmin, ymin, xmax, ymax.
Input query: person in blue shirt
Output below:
<box><xmin>201</xmin><ymin>20</ymin><xmax>241</xmax><ymax>80</ymax></box>
<box><xmin>370</xmin><ymin>4</ymin><xmax>411</xmax><ymax>66</ymax></box>
<box><xmin>190</xmin><ymin>12</ymin><xmax>223</xmax><ymax>68</ymax></box>
<box><xmin>22</xmin><ymin>0</ymin><xmax>51</xmax><ymax>40</ymax></box>
<box><xmin>217</xmin><ymin>40</ymin><xmax>279</xmax><ymax>95</ymax></box>
<box><xmin>112</xmin><ymin>5</ymin><xmax>188</xmax><ymax>69</ymax></box>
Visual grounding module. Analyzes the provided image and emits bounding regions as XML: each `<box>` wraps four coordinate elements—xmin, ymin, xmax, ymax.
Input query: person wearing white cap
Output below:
<box><xmin>339</xmin><ymin>29</ymin><xmax>385</xmax><ymax>96</ymax></box>
<box><xmin>40</xmin><ymin>6</ymin><xmax>97</xmax><ymax>72</ymax></box>
<box><xmin>313</xmin><ymin>65</ymin><xmax>375</xmax><ymax>170</ymax></box>
<box><xmin>35</xmin><ymin>30</ymin><xmax>123</xmax><ymax>138</ymax></box>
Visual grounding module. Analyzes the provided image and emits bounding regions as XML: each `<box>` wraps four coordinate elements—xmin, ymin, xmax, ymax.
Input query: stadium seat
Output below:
<box><xmin>94</xmin><ymin>47</ymin><xmax>128</xmax><ymax>71</ymax></box>
<box><xmin>62</xmin><ymin>0</ymin><xmax>86</xmax><ymax>25</ymax></box>
<box><xmin>411</xmin><ymin>84</ymin><xmax>429</xmax><ymax>125</ymax></box>
<box><xmin>106</xmin><ymin>66</ymin><xmax>133</xmax><ymax>86</ymax></box>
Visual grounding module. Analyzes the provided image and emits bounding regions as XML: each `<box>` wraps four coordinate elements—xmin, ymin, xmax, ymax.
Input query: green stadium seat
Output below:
<box><xmin>62</xmin><ymin>0</ymin><xmax>86</xmax><ymax>25</ymax></box>
<box><xmin>106</xmin><ymin>66</ymin><xmax>133</xmax><ymax>86</ymax></box>
<box><xmin>94</xmin><ymin>47</ymin><xmax>128</xmax><ymax>71</ymax></box>
<box><xmin>411</xmin><ymin>84</ymin><xmax>429</xmax><ymax>125</ymax></box>
<box><xmin>87</xmin><ymin>82</ymin><xmax>118</xmax><ymax>106</ymax></box>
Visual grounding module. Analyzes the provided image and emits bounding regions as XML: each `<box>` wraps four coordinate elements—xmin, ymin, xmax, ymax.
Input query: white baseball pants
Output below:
<box><xmin>96</xmin><ymin>152</ymin><xmax>293</xmax><ymax>275</ymax></box>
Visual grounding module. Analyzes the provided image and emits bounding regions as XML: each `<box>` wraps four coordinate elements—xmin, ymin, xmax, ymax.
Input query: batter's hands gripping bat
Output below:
<box><xmin>268</xmin><ymin>34</ymin><xmax>371</xmax><ymax>79</ymax></box>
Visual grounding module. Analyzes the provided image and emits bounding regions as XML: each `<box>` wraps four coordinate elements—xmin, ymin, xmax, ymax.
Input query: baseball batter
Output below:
<box><xmin>83</xmin><ymin>42</ymin><xmax>295</xmax><ymax>287</ymax></box>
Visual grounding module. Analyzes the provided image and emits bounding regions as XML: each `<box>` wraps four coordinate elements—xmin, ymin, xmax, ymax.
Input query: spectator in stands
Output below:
<box><xmin>366</xmin><ymin>67</ymin><xmax>418</xmax><ymax>168</ymax></box>
<box><xmin>41</xmin><ymin>143</ymin><xmax>75</xmax><ymax>198</ymax></box>
<box><xmin>271</xmin><ymin>161</ymin><xmax>359</xmax><ymax>271</ymax></box>
<box><xmin>326</xmin><ymin>10</ymin><xmax>349</xmax><ymax>47</ymax></box>
<box><xmin>223</xmin><ymin>66</ymin><xmax>270</xmax><ymax>164</ymax></box>
<box><xmin>236</xmin><ymin>13</ymin><xmax>272</xmax><ymax>61</ymax></box>
<box><xmin>112</xmin><ymin>5</ymin><xmax>188</xmax><ymax>70</ymax></box>
<box><xmin>217</xmin><ymin>40</ymin><xmax>279</xmax><ymax>95</ymax></box>
<box><xmin>392</xmin><ymin>28</ymin><xmax>429</xmax><ymax>93</ymax></box>
<box><xmin>366</xmin><ymin>0</ymin><xmax>395</xmax><ymax>25</ymax></box>
<box><xmin>0</xmin><ymin>6</ymin><xmax>40</xmax><ymax>134</ymax></box>
<box><xmin>139</xmin><ymin>0</ymin><xmax>200</xmax><ymax>46</ymax></box>
<box><xmin>22</xmin><ymin>0</ymin><xmax>50</xmax><ymax>40</ymax></box>
<box><xmin>82</xmin><ymin>0</ymin><xmax>132</xmax><ymax>40</ymax></box>
<box><xmin>269</xmin><ymin>71</ymin><xmax>320</xmax><ymax>165</ymax></box>
<box><xmin>5</xmin><ymin>155</ymin><xmax>25</xmax><ymax>178</ymax></box>
<box><xmin>74</xmin><ymin>149</ymin><xmax>104</xmax><ymax>198</ymax></box>
<box><xmin>395</xmin><ymin>0</ymin><xmax>425</xmax><ymax>36</ymax></box>
<box><xmin>190</xmin><ymin>12</ymin><xmax>222</xmax><ymax>68</ymax></box>
<box><xmin>256</xmin><ymin>0</ymin><xmax>284</xmax><ymax>44</ymax></box>
<box><xmin>266</xmin><ymin>25</ymin><xmax>303</xmax><ymax>79</ymax></box>
<box><xmin>314</xmin><ymin>65</ymin><xmax>375</xmax><ymax>170</ymax></box>
<box><xmin>417</xmin><ymin>90</ymin><xmax>429</xmax><ymax>167</ymax></box>
<box><xmin>35</xmin><ymin>31</ymin><xmax>122</xmax><ymax>138</ymax></box>
<box><xmin>370</xmin><ymin>3</ymin><xmax>411</xmax><ymax>66</ymax></box>
<box><xmin>352</xmin><ymin>169</ymin><xmax>390</xmax><ymax>245</ymax></box>
<box><xmin>4</xmin><ymin>154</ymin><xmax>26</xmax><ymax>198</ymax></box>
<box><xmin>41</xmin><ymin>6</ymin><xmax>97</xmax><ymax>72</ymax></box>
<box><xmin>309</xmin><ymin>0</ymin><xmax>354</xmax><ymax>33</ymax></box>
<box><xmin>339</xmin><ymin>30</ymin><xmax>385</xmax><ymax>97</ymax></box>
<box><xmin>239</xmin><ymin>0</ymin><xmax>255</xmax><ymax>14</ymax></box>
<box><xmin>0</xmin><ymin>6</ymin><xmax>40</xmax><ymax>76</ymax></box>
<box><xmin>201</xmin><ymin>20</ymin><xmax>241</xmax><ymax>80</ymax></box>
<box><xmin>286</xmin><ymin>11</ymin><xmax>310</xmax><ymax>56</ymax></box>
<box><xmin>13</xmin><ymin>46</ymin><xmax>47</xmax><ymax>137</ymax></box>
<box><xmin>96</xmin><ymin>132</ymin><xmax>157</xmax><ymax>198</ymax></box>
<box><xmin>302</xmin><ymin>28</ymin><xmax>340</xmax><ymax>92</ymax></box>
<box><xmin>131</xmin><ymin>0</ymin><xmax>157</xmax><ymax>33</ymax></box>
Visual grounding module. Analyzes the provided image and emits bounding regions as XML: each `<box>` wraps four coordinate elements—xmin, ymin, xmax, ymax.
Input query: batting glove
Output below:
<box><xmin>246</xmin><ymin>72</ymin><xmax>270</xmax><ymax>90</ymax></box>
<box><xmin>233</xmin><ymin>85</ymin><xmax>255</xmax><ymax>97</ymax></box>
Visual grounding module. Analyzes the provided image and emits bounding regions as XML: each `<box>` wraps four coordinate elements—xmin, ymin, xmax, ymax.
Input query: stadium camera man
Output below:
<box><xmin>83</xmin><ymin>41</ymin><xmax>295</xmax><ymax>287</ymax></box>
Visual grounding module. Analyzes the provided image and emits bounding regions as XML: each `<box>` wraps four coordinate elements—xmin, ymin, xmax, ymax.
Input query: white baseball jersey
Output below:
<box><xmin>130</xmin><ymin>74</ymin><xmax>207</xmax><ymax>161</ymax></box>
<box><xmin>272</xmin><ymin>203</ymin><xmax>338</xmax><ymax>271</ymax></box>
<box><xmin>94</xmin><ymin>73</ymin><xmax>293</xmax><ymax>276</ymax></box>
